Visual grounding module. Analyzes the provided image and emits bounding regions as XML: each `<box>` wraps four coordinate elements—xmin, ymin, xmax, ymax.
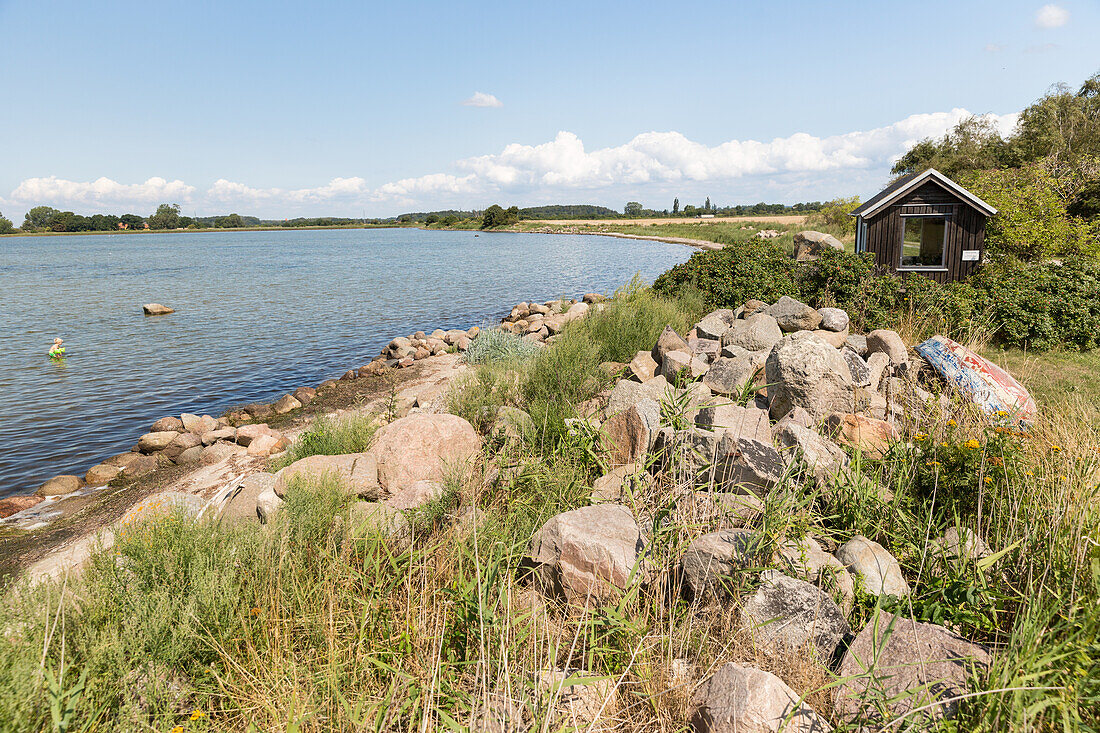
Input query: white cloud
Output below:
<box><xmin>4</xmin><ymin>108</ymin><xmax>1019</xmax><ymax>218</ymax></box>
<box><xmin>1035</xmin><ymin>4</ymin><xmax>1068</xmax><ymax>28</ymax></box>
<box><xmin>461</xmin><ymin>92</ymin><xmax>503</xmax><ymax>108</ymax></box>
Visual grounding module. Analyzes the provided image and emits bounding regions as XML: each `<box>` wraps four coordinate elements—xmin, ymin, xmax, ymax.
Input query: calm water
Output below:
<box><xmin>0</xmin><ymin>228</ymin><xmax>690</xmax><ymax>498</ymax></box>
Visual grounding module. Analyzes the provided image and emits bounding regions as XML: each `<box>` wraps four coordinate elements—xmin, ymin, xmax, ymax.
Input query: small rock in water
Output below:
<box><xmin>142</xmin><ymin>303</ymin><xmax>175</xmax><ymax>316</ymax></box>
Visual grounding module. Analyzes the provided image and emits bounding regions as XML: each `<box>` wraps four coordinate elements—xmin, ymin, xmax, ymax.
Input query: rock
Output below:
<box><xmin>793</xmin><ymin>230</ymin><xmax>844</xmax><ymax>260</ymax></box>
<box><xmin>692</xmin><ymin>662</ymin><xmax>831</xmax><ymax>733</ymax></box>
<box><xmin>386</xmin><ymin>479</ymin><xmax>445</xmax><ymax>510</ymax></box>
<box><xmin>707</xmin><ymin>492</ymin><xmax>765</xmax><ymax>528</ymax></box>
<box><xmin>695</xmin><ymin>404</ymin><xmax>771</xmax><ymax>444</ymax></box>
<box><xmin>776</xmin><ymin>536</ymin><xmax>855</xmax><ymax>614</ymax></box>
<box><xmin>180</xmin><ymin>413</ymin><xmax>203</xmax><ymax>433</ymax></box>
<box><xmin>84</xmin><ymin>463</ymin><xmax>121</xmax><ymax>486</ymax></box>
<box><xmin>606</xmin><ymin>379</ymin><xmax>657</xmax><ymax>416</ymax></box>
<box><xmin>628</xmin><ymin>350</ymin><xmax>659</xmax><ymax>382</ymax></box>
<box><xmin>866</xmin><ymin>352</ymin><xmax>890</xmax><ymax>392</ymax></box>
<box><xmin>119</xmin><ymin>454</ymin><xmax>157</xmax><ymax>478</ymax></box>
<box><xmin>370</xmin><ymin>413</ymin><xmax>481</xmax><ymax>494</ymax></box>
<box><xmin>142</xmin><ymin>303</ymin><xmax>174</xmax><ymax>316</ymax></box>
<box><xmin>824</xmin><ymin>413</ymin><xmax>898</xmax><ymax>459</ymax></box>
<box><xmin>118</xmin><ymin>491</ymin><xmax>203</xmax><ymax>527</ymax></box>
<box><xmin>703</xmin><ymin>354</ymin><xmax>765</xmax><ymax>397</ymax></box>
<box><xmin>151</xmin><ymin>416</ymin><xmax>185</xmax><ymax>432</ymax></box>
<box><xmin>234</xmin><ymin>423</ymin><xmax>274</xmax><ymax>446</ymax></box>
<box><xmin>137</xmin><ymin>431</ymin><xmax>180</xmax><ymax>453</ymax></box>
<box><xmin>348</xmin><ymin>502</ymin><xmax>412</xmax><ymax>549</ymax></box>
<box><xmin>220</xmin><ymin>473</ymin><xmax>279</xmax><ymax>524</ymax></box>
<box><xmin>592</xmin><ymin>462</ymin><xmax>652</xmax><ymax>502</ymax></box>
<box><xmin>563</xmin><ymin>301</ymin><xmax>589</xmax><ymax>323</ymax></box>
<box><xmin>652</xmin><ymin>325</ymin><xmax>690</xmax><ymax>365</ymax></box>
<box><xmin>680</xmin><ymin>529</ymin><xmax>760</xmax><ymax>600</ymax></box>
<box><xmin>773</xmin><ymin>423</ymin><xmax>848</xmax><ymax>480</ymax></box>
<box><xmin>688</xmin><ymin>337</ymin><xmax>721</xmax><ymax>361</ymax></box>
<box><xmin>245</xmin><ymin>434</ymin><xmax>287</xmax><ymax>457</ymax></box>
<box><xmin>742</xmin><ymin>299</ymin><xmax>769</xmax><ymax>317</ymax></box>
<box><xmin>817</xmin><ymin>308</ymin><xmax>849</xmax><ymax>332</ymax></box>
<box><xmin>200</xmin><ymin>442</ymin><xmax>242</xmax><ymax>465</ymax></box>
<box><xmin>539</xmin><ymin>668</ymin><xmax>617</xmax><ymax>728</ymax></box>
<box><xmin>810</xmin><ymin>327</ymin><xmax>849</xmax><ymax>349</ymax></box>
<box><xmin>839</xmin><ymin>348</ymin><xmax>871</xmax><ymax>387</ymax></box>
<box><xmin>582</xmin><ymin>292</ymin><xmax>605</xmax><ymax>304</ymax></box>
<box><xmin>662</xmin><ymin>350</ymin><xmax>709</xmax><ymax>382</ymax></box>
<box><xmin>866</xmin><ymin>329</ymin><xmax>908</xmax><ymax>366</ymax></box>
<box><xmin>655</xmin><ymin>426</ymin><xmax>721</xmax><ymax>485</ymax></box>
<box><xmin>162</xmin><ymin>432</ymin><xmax>202</xmax><ymax>460</ymax></box>
<box><xmin>765</xmin><ymin>296</ymin><xmax>822</xmax><ymax>332</ymax></box>
<box><xmin>530</xmin><ymin>504</ymin><xmax>645</xmax><ymax>601</ymax></box>
<box><xmin>836</xmin><ymin>612</ymin><xmax>991</xmax><ymax>726</ymax></box>
<box><xmin>276</xmin><ymin>452</ymin><xmax>380</xmax><ymax>499</ymax></box>
<box><xmin>602</xmin><ymin>399</ymin><xmax>660</xmax><ymax>466</ymax></box>
<box><xmin>244</xmin><ymin>402</ymin><xmax>274</xmax><ymax>419</ymax></box>
<box><xmin>723</xmin><ymin>314</ymin><xmax>783</xmax><ymax>352</ymax></box>
<box><xmin>200</xmin><ymin>427</ymin><xmax>236</xmax><ymax>445</ymax></box>
<box><xmin>765</xmin><ymin>332</ymin><xmax>856</xmax><ymax>421</ymax></box>
<box><xmin>256</xmin><ymin>485</ymin><xmax>284</xmax><ymax>522</ymax></box>
<box><xmin>696</xmin><ymin>309</ymin><xmax>737</xmax><ymax>340</ymax></box>
<box><xmin>492</xmin><ymin>406</ymin><xmax>536</xmax><ymax>443</ymax></box>
<box><xmin>293</xmin><ymin>386</ymin><xmax>317</xmax><ymax>405</ymax></box>
<box><xmin>845</xmin><ymin>334</ymin><xmax>868</xmax><ymax>356</ymax></box>
<box><xmin>718</xmin><ymin>437</ymin><xmax>788</xmax><ymax>494</ymax></box>
<box><xmin>0</xmin><ymin>494</ymin><xmax>44</xmax><ymax>518</ymax></box>
<box><xmin>932</xmin><ymin>526</ymin><xmax>991</xmax><ymax>562</ymax></box>
<box><xmin>174</xmin><ymin>446</ymin><xmax>203</xmax><ymax>465</ymax></box>
<box><xmin>740</xmin><ymin>570</ymin><xmax>850</xmax><ymax>661</ymax></box>
<box><xmin>273</xmin><ymin>394</ymin><xmax>303</xmax><ymax>414</ymax></box>
<box><xmin>772</xmin><ymin>406</ymin><xmax>814</xmax><ymax>434</ymax></box>
<box><xmin>836</xmin><ymin>535</ymin><xmax>909</xmax><ymax>597</ymax></box>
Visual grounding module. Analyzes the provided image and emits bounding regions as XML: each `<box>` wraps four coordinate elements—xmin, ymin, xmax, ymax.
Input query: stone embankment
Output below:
<box><xmin>2</xmin><ymin>288</ymin><xmax>996</xmax><ymax>730</ymax></box>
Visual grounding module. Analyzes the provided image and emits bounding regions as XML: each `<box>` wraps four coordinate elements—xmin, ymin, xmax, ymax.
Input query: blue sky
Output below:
<box><xmin>0</xmin><ymin>0</ymin><xmax>1096</xmax><ymax>219</ymax></box>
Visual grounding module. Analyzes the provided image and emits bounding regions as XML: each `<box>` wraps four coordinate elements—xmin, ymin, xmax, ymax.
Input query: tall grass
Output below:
<box><xmin>270</xmin><ymin>413</ymin><xmax>378</xmax><ymax>470</ymax></box>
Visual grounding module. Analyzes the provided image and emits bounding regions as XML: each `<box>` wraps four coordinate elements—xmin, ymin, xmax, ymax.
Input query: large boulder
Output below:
<box><xmin>696</xmin><ymin>309</ymin><xmax>738</xmax><ymax>341</ymax></box>
<box><xmin>273</xmin><ymin>394</ymin><xmax>303</xmax><ymax>414</ymax></box>
<box><xmin>695</xmin><ymin>404</ymin><xmax>771</xmax><ymax>444</ymax></box>
<box><xmin>530</xmin><ymin>504</ymin><xmax>645</xmax><ymax>601</ymax></box>
<box><xmin>220</xmin><ymin>473</ymin><xmax>279</xmax><ymax>524</ymax></box>
<box><xmin>839</xmin><ymin>348</ymin><xmax>871</xmax><ymax>387</ymax></box>
<box><xmin>36</xmin><ymin>475</ymin><xmax>84</xmax><ymax>497</ymax></box>
<box><xmin>606</xmin><ymin>378</ymin><xmax>665</xmax><ymax>417</ymax></box>
<box><xmin>602</xmin><ymin>399</ymin><xmax>660</xmax><ymax>466</ymax></box>
<box><xmin>702</xmin><ymin>354</ymin><xmax>765</xmax><ymax>397</ymax></box>
<box><xmin>824</xmin><ymin>413</ymin><xmax>898</xmax><ymax>459</ymax></box>
<box><xmin>773</xmin><ymin>423</ymin><xmax>848</xmax><ymax>480</ymax></box>
<box><xmin>661</xmin><ymin>350</ymin><xmax>708</xmax><ymax>382</ymax></box>
<box><xmin>369</xmin><ymin>413</ymin><xmax>481</xmax><ymax>494</ymax></box>
<box><xmin>836</xmin><ymin>535</ymin><xmax>909</xmax><ymax>597</ymax></box>
<box><xmin>0</xmin><ymin>494</ymin><xmax>43</xmax><ymax>518</ymax></box>
<box><xmin>628</xmin><ymin>350</ymin><xmax>658</xmax><ymax>382</ymax></box>
<box><xmin>151</xmin><ymin>416</ymin><xmax>185</xmax><ymax>433</ymax></box>
<box><xmin>717</xmin><ymin>437</ymin><xmax>788</xmax><ymax>494</ymax></box>
<box><xmin>386</xmin><ymin>479</ymin><xmax>445</xmax><ymax>510</ymax></box>
<box><xmin>275</xmin><ymin>452</ymin><xmax>380</xmax><ymax>499</ymax></box>
<box><xmin>162</xmin><ymin>432</ymin><xmax>202</xmax><ymax>460</ymax></box>
<box><xmin>85</xmin><ymin>463</ymin><xmax>122</xmax><ymax>486</ymax></box>
<box><xmin>652</xmin><ymin>325</ymin><xmax>690</xmax><ymax>365</ymax></box>
<box><xmin>740</xmin><ymin>570</ymin><xmax>850</xmax><ymax>661</ymax></box>
<box><xmin>793</xmin><ymin>230</ymin><xmax>844</xmax><ymax>261</ymax></box>
<box><xmin>817</xmin><ymin>308</ymin><xmax>849</xmax><ymax>333</ymax></box>
<box><xmin>765</xmin><ymin>296</ymin><xmax>822</xmax><ymax>333</ymax></box>
<box><xmin>692</xmin><ymin>662</ymin><xmax>831</xmax><ymax>733</ymax></box>
<box><xmin>775</xmin><ymin>536</ymin><xmax>855</xmax><ymax>614</ymax></box>
<box><xmin>142</xmin><ymin>303</ymin><xmax>174</xmax><ymax>316</ymax></box>
<box><xmin>723</xmin><ymin>314</ymin><xmax>782</xmax><ymax>352</ymax></box>
<box><xmin>866</xmin><ymin>329</ymin><xmax>908</xmax><ymax>366</ymax></box>
<box><xmin>137</xmin><ymin>430</ymin><xmax>180</xmax><ymax>453</ymax></box>
<box><xmin>836</xmin><ymin>612</ymin><xmax>991</xmax><ymax>726</ymax></box>
<box><xmin>680</xmin><ymin>529</ymin><xmax>761</xmax><ymax>600</ymax></box>
<box><xmin>765</xmin><ymin>332</ymin><xmax>856</xmax><ymax>421</ymax></box>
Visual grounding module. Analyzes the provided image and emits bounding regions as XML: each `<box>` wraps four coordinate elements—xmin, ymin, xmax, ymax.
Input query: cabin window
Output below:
<box><xmin>899</xmin><ymin>215</ymin><xmax>946</xmax><ymax>269</ymax></box>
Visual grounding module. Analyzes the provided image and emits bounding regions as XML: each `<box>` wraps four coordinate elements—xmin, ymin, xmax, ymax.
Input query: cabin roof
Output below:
<box><xmin>850</xmin><ymin>168</ymin><xmax>998</xmax><ymax>219</ymax></box>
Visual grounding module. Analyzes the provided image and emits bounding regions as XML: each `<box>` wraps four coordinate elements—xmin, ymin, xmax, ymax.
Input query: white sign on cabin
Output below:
<box><xmin>961</xmin><ymin>250</ymin><xmax>980</xmax><ymax>261</ymax></box>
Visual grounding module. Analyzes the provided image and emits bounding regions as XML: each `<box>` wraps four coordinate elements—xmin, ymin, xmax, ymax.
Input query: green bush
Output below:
<box><xmin>463</xmin><ymin>328</ymin><xmax>539</xmax><ymax>365</ymax></box>
<box><xmin>270</xmin><ymin>414</ymin><xmax>377</xmax><ymax>470</ymax></box>
<box><xmin>652</xmin><ymin>239</ymin><xmax>800</xmax><ymax>308</ymax></box>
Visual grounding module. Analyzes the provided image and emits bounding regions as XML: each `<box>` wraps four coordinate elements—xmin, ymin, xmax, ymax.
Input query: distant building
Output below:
<box><xmin>697</xmin><ymin>213</ymin><xmax>715</xmax><ymax>219</ymax></box>
<box><xmin>850</xmin><ymin>168</ymin><xmax>996</xmax><ymax>283</ymax></box>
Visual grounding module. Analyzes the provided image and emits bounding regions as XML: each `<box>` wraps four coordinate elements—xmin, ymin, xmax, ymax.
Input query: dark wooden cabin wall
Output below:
<box><xmin>864</xmin><ymin>193</ymin><xmax>986</xmax><ymax>283</ymax></box>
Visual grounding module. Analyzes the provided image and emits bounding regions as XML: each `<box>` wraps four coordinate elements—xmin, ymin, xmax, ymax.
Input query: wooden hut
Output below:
<box><xmin>850</xmin><ymin>168</ymin><xmax>996</xmax><ymax>282</ymax></box>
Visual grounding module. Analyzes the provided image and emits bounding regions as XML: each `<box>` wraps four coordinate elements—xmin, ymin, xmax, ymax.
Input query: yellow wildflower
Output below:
<box><xmin>190</xmin><ymin>710</ymin><xmax>206</xmax><ymax>721</ymax></box>
<box><xmin>947</xmin><ymin>419</ymin><xmax>957</xmax><ymax>427</ymax></box>
<box><xmin>984</xmin><ymin>476</ymin><xmax>992</xmax><ymax>484</ymax></box>
<box><xmin>915</xmin><ymin>433</ymin><xmax>927</xmax><ymax>441</ymax></box>
<box><xmin>996</xmin><ymin>410</ymin><xmax>1008</xmax><ymax>417</ymax></box>
<box><xmin>1051</xmin><ymin>445</ymin><xmax>1062</xmax><ymax>452</ymax></box>
<box><xmin>1025</xmin><ymin>471</ymin><xmax>1034</xmax><ymax>476</ymax></box>
<box><xmin>965</xmin><ymin>439</ymin><xmax>980</xmax><ymax>450</ymax></box>
<box><xmin>171</xmin><ymin>727</ymin><xmax>184</xmax><ymax>733</ymax></box>
<box><xmin>250</xmin><ymin>607</ymin><xmax>261</xmax><ymax>617</ymax></box>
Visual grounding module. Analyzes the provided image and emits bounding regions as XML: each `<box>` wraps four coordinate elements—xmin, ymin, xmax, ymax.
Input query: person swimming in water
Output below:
<box><xmin>48</xmin><ymin>338</ymin><xmax>66</xmax><ymax>359</ymax></box>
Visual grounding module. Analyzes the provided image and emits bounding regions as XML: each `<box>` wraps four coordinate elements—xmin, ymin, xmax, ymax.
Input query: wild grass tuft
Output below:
<box><xmin>463</xmin><ymin>328</ymin><xmax>540</xmax><ymax>365</ymax></box>
<box><xmin>270</xmin><ymin>413</ymin><xmax>378</xmax><ymax>470</ymax></box>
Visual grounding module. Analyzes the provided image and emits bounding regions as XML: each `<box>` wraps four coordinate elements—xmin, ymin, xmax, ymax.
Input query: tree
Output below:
<box><xmin>624</xmin><ymin>201</ymin><xmax>644</xmax><ymax>217</ymax></box>
<box><xmin>23</xmin><ymin>206</ymin><xmax>60</xmax><ymax>231</ymax></box>
<box><xmin>1068</xmin><ymin>177</ymin><xmax>1100</xmax><ymax>221</ymax></box>
<box><xmin>704</xmin><ymin>196</ymin><xmax>712</xmax><ymax>211</ymax></box>
<box><xmin>480</xmin><ymin>204</ymin><xmax>519</xmax><ymax>228</ymax></box>
<box><xmin>0</xmin><ymin>211</ymin><xmax>14</xmax><ymax>234</ymax></box>
<box><xmin>672</xmin><ymin>197</ymin><xmax>680</xmax><ymax>214</ymax></box>
<box><xmin>215</xmin><ymin>213</ymin><xmax>245</xmax><ymax>228</ymax></box>
<box><xmin>119</xmin><ymin>214</ymin><xmax>144</xmax><ymax>230</ymax></box>
<box><xmin>148</xmin><ymin>203</ymin><xmax>182</xmax><ymax>230</ymax></box>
